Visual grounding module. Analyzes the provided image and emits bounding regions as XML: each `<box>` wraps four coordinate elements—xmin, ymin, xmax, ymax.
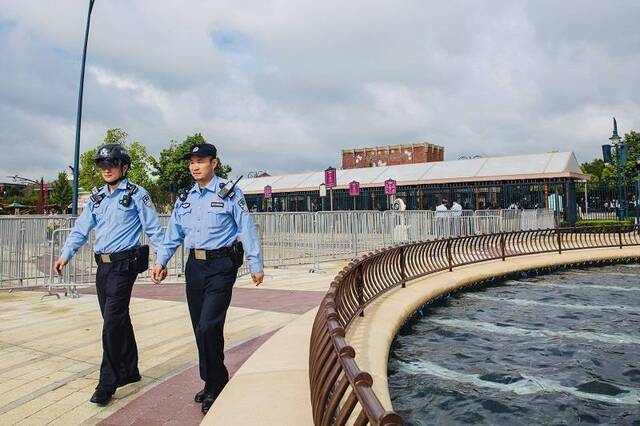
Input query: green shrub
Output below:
<box><xmin>574</xmin><ymin>219</ymin><xmax>635</xmax><ymax>233</ymax></box>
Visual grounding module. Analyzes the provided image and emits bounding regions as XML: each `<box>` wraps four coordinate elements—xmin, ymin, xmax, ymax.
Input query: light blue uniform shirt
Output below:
<box><xmin>61</xmin><ymin>179</ymin><xmax>164</xmax><ymax>261</ymax></box>
<box><xmin>157</xmin><ymin>176</ymin><xmax>263</xmax><ymax>273</ymax></box>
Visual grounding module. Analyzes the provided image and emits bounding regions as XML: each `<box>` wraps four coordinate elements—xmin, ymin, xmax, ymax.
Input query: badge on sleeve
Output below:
<box><xmin>238</xmin><ymin>199</ymin><xmax>248</xmax><ymax>212</ymax></box>
<box><xmin>142</xmin><ymin>194</ymin><xmax>153</xmax><ymax>207</ymax></box>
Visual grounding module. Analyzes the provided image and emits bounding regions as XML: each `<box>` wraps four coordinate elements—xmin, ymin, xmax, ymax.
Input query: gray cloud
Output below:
<box><xmin>1</xmin><ymin>0</ymin><xmax>640</xmax><ymax>182</ymax></box>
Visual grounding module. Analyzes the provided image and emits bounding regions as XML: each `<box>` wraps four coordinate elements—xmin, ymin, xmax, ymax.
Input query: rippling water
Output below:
<box><xmin>387</xmin><ymin>264</ymin><xmax>640</xmax><ymax>425</ymax></box>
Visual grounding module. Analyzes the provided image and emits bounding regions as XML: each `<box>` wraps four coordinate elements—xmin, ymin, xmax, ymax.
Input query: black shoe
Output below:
<box><xmin>201</xmin><ymin>393</ymin><xmax>215</xmax><ymax>414</ymax></box>
<box><xmin>90</xmin><ymin>389</ymin><xmax>114</xmax><ymax>406</ymax></box>
<box><xmin>118</xmin><ymin>374</ymin><xmax>142</xmax><ymax>387</ymax></box>
<box><xmin>194</xmin><ymin>388</ymin><xmax>207</xmax><ymax>403</ymax></box>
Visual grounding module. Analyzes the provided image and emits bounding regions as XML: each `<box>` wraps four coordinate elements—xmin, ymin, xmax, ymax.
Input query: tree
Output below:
<box><xmin>79</xmin><ymin>128</ymin><xmax>160</xmax><ymax>191</ymax></box>
<box><xmin>580</xmin><ymin>158</ymin><xmax>610</xmax><ymax>188</ymax></box>
<box><xmin>50</xmin><ymin>172</ymin><xmax>72</xmax><ymax>213</ymax></box>
<box><xmin>153</xmin><ymin>133</ymin><xmax>232</xmax><ymax>200</ymax></box>
<box><xmin>9</xmin><ymin>187</ymin><xmax>39</xmax><ymax>213</ymax></box>
<box><xmin>581</xmin><ymin>130</ymin><xmax>640</xmax><ymax>188</ymax></box>
<box><xmin>619</xmin><ymin>131</ymin><xmax>640</xmax><ymax>186</ymax></box>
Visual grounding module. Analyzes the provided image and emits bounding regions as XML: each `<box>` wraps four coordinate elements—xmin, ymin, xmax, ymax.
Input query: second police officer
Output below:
<box><xmin>152</xmin><ymin>143</ymin><xmax>264</xmax><ymax>414</ymax></box>
<box><xmin>54</xmin><ymin>143</ymin><xmax>165</xmax><ymax>406</ymax></box>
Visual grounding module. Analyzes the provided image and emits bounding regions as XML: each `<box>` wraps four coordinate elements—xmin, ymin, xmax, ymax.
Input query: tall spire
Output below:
<box><xmin>609</xmin><ymin>117</ymin><xmax>621</xmax><ymax>145</ymax></box>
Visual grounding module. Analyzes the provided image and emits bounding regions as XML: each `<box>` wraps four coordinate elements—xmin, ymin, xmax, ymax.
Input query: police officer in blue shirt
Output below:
<box><xmin>151</xmin><ymin>143</ymin><xmax>264</xmax><ymax>414</ymax></box>
<box><xmin>54</xmin><ymin>143</ymin><xmax>165</xmax><ymax>406</ymax></box>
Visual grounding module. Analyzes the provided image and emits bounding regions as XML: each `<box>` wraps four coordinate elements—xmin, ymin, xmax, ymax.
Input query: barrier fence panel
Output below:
<box><xmin>0</xmin><ymin>216</ymin><xmax>73</xmax><ymax>288</ymax></box>
<box><xmin>315</xmin><ymin>212</ymin><xmax>359</xmax><ymax>263</ymax></box>
<box><xmin>350</xmin><ymin>211</ymin><xmax>386</xmax><ymax>257</ymax></box>
<box><xmin>1</xmin><ymin>209</ymin><xmax>557</xmax><ymax>289</ymax></box>
<box><xmin>47</xmin><ymin>227</ymin><xmax>96</xmax><ymax>292</ymax></box>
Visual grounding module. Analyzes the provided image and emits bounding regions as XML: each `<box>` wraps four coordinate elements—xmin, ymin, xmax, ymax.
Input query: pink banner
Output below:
<box><xmin>349</xmin><ymin>180</ymin><xmax>360</xmax><ymax>196</ymax></box>
<box><xmin>324</xmin><ymin>167</ymin><xmax>337</xmax><ymax>188</ymax></box>
<box><xmin>264</xmin><ymin>185</ymin><xmax>272</xmax><ymax>199</ymax></box>
<box><xmin>384</xmin><ymin>178</ymin><xmax>397</xmax><ymax>195</ymax></box>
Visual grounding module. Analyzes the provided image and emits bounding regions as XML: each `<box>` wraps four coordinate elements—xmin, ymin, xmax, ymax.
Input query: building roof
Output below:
<box><xmin>238</xmin><ymin>151</ymin><xmax>587</xmax><ymax>195</ymax></box>
<box><xmin>0</xmin><ymin>180</ymin><xmax>28</xmax><ymax>187</ymax></box>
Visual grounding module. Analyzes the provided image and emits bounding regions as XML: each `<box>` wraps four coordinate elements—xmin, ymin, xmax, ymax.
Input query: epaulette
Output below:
<box><xmin>120</xmin><ymin>183</ymin><xmax>138</xmax><ymax>207</ymax></box>
<box><xmin>177</xmin><ymin>183</ymin><xmax>194</xmax><ymax>202</ymax></box>
<box><xmin>90</xmin><ymin>187</ymin><xmax>105</xmax><ymax>207</ymax></box>
<box><xmin>126</xmin><ymin>182</ymin><xmax>139</xmax><ymax>195</ymax></box>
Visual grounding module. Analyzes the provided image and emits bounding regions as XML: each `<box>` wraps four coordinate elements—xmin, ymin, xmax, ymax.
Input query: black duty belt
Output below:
<box><xmin>95</xmin><ymin>247</ymin><xmax>140</xmax><ymax>265</ymax></box>
<box><xmin>190</xmin><ymin>246</ymin><xmax>235</xmax><ymax>260</ymax></box>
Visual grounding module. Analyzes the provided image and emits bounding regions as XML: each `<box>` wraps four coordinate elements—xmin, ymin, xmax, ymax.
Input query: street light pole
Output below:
<box><xmin>607</xmin><ymin>117</ymin><xmax>628</xmax><ymax>220</ymax></box>
<box><xmin>72</xmin><ymin>0</ymin><xmax>96</xmax><ymax>216</ymax></box>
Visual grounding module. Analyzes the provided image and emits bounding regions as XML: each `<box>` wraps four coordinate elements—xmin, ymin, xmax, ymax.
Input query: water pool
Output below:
<box><xmin>388</xmin><ymin>264</ymin><xmax>640</xmax><ymax>425</ymax></box>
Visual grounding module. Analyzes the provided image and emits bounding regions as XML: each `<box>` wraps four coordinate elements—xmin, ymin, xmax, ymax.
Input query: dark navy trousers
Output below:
<box><xmin>185</xmin><ymin>254</ymin><xmax>238</xmax><ymax>399</ymax></box>
<box><xmin>95</xmin><ymin>259</ymin><xmax>139</xmax><ymax>393</ymax></box>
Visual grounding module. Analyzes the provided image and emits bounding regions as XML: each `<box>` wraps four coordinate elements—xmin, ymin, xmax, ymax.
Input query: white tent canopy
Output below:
<box><xmin>238</xmin><ymin>151</ymin><xmax>586</xmax><ymax>195</ymax></box>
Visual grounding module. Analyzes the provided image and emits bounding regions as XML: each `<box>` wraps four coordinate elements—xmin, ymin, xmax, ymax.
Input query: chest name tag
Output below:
<box><xmin>182</xmin><ymin>203</ymin><xmax>191</xmax><ymax>208</ymax></box>
<box><xmin>211</xmin><ymin>202</ymin><xmax>224</xmax><ymax>208</ymax></box>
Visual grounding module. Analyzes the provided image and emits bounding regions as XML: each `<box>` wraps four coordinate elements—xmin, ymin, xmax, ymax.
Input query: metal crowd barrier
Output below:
<box><xmin>0</xmin><ymin>209</ymin><xmax>554</xmax><ymax>290</ymax></box>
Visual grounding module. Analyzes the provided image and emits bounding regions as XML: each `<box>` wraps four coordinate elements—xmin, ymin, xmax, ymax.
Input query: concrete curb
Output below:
<box><xmin>203</xmin><ymin>308</ymin><xmax>318</xmax><ymax>426</ymax></box>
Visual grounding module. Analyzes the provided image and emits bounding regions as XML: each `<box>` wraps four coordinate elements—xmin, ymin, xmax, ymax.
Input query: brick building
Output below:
<box><xmin>341</xmin><ymin>143</ymin><xmax>444</xmax><ymax>169</ymax></box>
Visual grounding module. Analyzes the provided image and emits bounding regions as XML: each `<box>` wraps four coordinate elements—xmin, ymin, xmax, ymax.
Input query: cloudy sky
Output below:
<box><xmin>1</xmin><ymin>0</ymin><xmax>639</xmax><ymax>181</ymax></box>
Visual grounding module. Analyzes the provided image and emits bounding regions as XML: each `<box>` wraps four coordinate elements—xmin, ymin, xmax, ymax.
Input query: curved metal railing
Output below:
<box><xmin>309</xmin><ymin>224</ymin><xmax>640</xmax><ymax>425</ymax></box>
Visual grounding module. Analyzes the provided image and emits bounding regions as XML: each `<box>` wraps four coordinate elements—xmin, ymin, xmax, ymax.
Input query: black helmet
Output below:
<box><xmin>94</xmin><ymin>143</ymin><xmax>132</xmax><ymax>167</ymax></box>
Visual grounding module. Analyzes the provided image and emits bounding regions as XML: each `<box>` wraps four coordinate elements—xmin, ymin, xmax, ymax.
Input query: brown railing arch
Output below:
<box><xmin>309</xmin><ymin>225</ymin><xmax>640</xmax><ymax>425</ymax></box>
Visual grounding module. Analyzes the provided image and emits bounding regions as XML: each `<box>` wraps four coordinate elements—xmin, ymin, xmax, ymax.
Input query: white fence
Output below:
<box><xmin>0</xmin><ymin>209</ymin><xmax>555</xmax><ymax>289</ymax></box>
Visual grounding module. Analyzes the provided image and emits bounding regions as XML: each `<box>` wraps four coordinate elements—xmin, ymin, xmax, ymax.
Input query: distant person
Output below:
<box><xmin>450</xmin><ymin>199</ymin><xmax>463</xmax><ymax>236</ymax></box>
<box><xmin>435</xmin><ymin>198</ymin><xmax>449</xmax><ymax>237</ymax></box>
<box><xmin>451</xmin><ymin>200</ymin><xmax>462</xmax><ymax>216</ymax></box>
<box><xmin>435</xmin><ymin>198</ymin><xmax>449</xmax><ymax>216</ymax></box>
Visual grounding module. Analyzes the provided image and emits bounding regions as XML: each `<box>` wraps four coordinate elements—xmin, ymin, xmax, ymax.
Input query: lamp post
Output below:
<box><xmin>602</xmin><ymin>117</ymin><xmax>628</xmax><ymax>220</ymax></box>
<box><xmin>72</xmin><ymin>0</ymin><xmax>96</xmax><ymax>216</ymax></box>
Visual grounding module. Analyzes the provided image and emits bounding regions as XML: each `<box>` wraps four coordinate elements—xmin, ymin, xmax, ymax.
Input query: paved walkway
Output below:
<box><xmin>0</xmin><ymin>263</ymin><xmax>342</xmax><ymax>425</ymax></box>
<box><xmin>197</xmin><ymin>247</ymin><xmax>640</xmax><ymax>425</ymax></box>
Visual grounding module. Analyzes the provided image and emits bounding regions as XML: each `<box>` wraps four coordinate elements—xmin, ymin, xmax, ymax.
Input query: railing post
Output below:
<box><xmin>278</xmin><ymin>214</ymin><xmax>284</xmax><ymax>267</ymax></box>
<box><xmin>18</xmin><ymin>220</ymin><xmax>25</xmax><ymax>287</ymax></box>
<box><xmin>500</xmin><ymin>232</ymin><xmax>505</xmax><ymax>261</ymax></box>
<box><xmin>352</xmin><ymin>212</ymin><xmax>359</xmax><ymax>258</ymax></box>
<box><xmin>400</xmin><ymin>247</ymin><xmax>406</xmax><ymax>288</ymax></box>
<box><xmin>313</xmin><ymin>212</ymin><xmax>320</xmax><ymax>270</ymax></box>
<box><xmin>357</xmin><ymin>264</ymin><xmax>365</xmax><ymax>316</ymax></box>
<box><xmin>557</xmin><ymin>227</ymin><xmax>562</xmax><ymax>254</ymax></box>
<box><xmin>619</xmin><ymin>225</ymin><xmax>623</xmax><ymax>249</ymax></box>
<box><xmin>382</xmin><ymin>211</ymin><xmax>388</xmax><ymax>247</ymax></box>
<box><xmin>447</xmin><ymin>239</ymin><xmax>452</xmax><ymax>272</ymax></box>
